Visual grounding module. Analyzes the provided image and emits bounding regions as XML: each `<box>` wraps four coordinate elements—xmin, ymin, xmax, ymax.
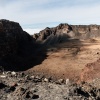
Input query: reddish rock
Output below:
<box><xmin>79</xmin><ymin>59</ymin><xmax>100</xmax><ymax>83</ymax></box>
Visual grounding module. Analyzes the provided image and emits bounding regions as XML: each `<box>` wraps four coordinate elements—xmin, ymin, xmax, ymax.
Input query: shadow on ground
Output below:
<box><xmin>0</xmin><ymin>36</ymin><xmax>83</xmax><ymax>72</ymax></box>
<box><xmin>0</xmin><ymin>42</ymin><xmax>48</xmax><ymax>71</ymax></box>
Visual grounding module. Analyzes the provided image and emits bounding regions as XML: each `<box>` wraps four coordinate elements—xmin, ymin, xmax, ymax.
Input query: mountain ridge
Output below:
<box><xmin>32</xmin><ymin>23</ymin><xmax>100</xmax><ymax>45</ymax></box>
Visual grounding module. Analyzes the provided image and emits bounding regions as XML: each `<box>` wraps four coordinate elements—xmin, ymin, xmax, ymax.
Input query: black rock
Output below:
<box><xmin>0</xmin><ymin>19</ymin><xmax>40</xmax><ymax>71</ymax></box>
<box><xmin>0</xmin><ymin>82</ymin><xmax>7</xmax><ymax>89</ymax></box>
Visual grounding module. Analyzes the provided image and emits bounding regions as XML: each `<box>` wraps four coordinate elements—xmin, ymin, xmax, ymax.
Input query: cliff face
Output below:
<box><xmin>33</xmin><ymin>24</ymin><xmax>73</xmax><ymax>45</ymax></box>
<box><xmin>71</xmin><ymin>24</ymin><xmax>100</xmax><ymax>39</ymax></box>
<box><xmin>0</xmin><ymin>19</ymin><xmax>37</xmax><ymax>71</ymax></box>
<box><xmin>33</xmin><ymin>24</ymin><xmax>100</xmax><ymax>45</ymax></box>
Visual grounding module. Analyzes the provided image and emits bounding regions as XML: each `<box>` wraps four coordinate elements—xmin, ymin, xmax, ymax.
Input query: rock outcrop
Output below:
<box><xmin>33</xmin><ymin>23</ymin><xmax>100</xmax><ymax>45</ymax></box>
<box><xmin>33</xmin><ymin>24</ymin><xmax>73</xmax><ymax>45</ymax></box>
<box><xmin>0</xmin><ymin>19</ymin><xmax>40</xmax><ymax>71</ymax></box>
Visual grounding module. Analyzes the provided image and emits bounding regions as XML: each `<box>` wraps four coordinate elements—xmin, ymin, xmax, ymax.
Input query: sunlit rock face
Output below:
<box><xmin>33</xmin><ymin>24</ymin><xmax>100</xmax><ymax>45</ymax></box>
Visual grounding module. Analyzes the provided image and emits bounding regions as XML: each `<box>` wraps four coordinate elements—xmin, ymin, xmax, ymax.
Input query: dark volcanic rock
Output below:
<box><xmin>0</xmin><ymin>82</ymin><xmax>7</xmax><ymax>89</ymax></box>
<box><xmin>0</xmin><ymin>19</ymin><xmax>40</xmax><ymax>71</ymax></box>
<box><xmin>0</xmin><ymin>74</ymin><xmax>99</xmax><ymax>100</ymax></box>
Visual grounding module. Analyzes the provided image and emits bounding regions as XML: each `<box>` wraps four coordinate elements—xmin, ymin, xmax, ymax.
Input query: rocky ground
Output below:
<box><xmin>0</xmin><ymin>71</ymin><xmax>100</xmax><ymax>100</ymax></box>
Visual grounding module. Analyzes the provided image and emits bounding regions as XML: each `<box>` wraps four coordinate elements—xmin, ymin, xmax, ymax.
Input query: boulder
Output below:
<box><xmin>0</xmin><ymin>19</ymin><xmax>38</xmax><ymax>71</ymax></box>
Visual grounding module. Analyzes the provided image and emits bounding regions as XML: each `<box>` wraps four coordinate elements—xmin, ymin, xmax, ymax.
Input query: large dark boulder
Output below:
<box><xmin>0</xmin><ymin>19</ymin><xmax>40</xmax><ymax>71</ymax></box>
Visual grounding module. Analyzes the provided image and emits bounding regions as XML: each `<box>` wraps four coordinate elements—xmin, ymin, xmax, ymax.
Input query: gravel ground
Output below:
<box><xmin>0</xmin><ymin>71</ymin><xmax>100</xmax><ymax>100</ymax></box>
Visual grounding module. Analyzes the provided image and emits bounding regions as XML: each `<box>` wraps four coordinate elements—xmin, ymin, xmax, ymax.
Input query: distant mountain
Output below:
<box><xmin>32</xmin><ymin>23</ymin><xmax>100</xmax><ymax>45</ymax></box>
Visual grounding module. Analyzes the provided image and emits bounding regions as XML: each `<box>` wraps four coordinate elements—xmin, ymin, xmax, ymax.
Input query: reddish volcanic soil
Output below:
<box><xmin>79</xmin><ymin>58</ymin><xmax>100</xmax><ymax>82</ymax></box>
<box><xmin>26</xmin><ymin>39</ymin><xmax>100</xmax><ymax>82</ymax></box>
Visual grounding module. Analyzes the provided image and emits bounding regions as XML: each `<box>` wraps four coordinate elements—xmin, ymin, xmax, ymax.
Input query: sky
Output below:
<box><xmin>0</xmin><ymin>0</ymin><xmax>100</xmax><ymax>34</ymax></box>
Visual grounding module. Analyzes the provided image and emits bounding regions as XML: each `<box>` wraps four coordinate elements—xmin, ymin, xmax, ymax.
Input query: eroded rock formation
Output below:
<box><xmin>33</xmin><ymin>23</ymin><xmax>100</xmax><ymax>45</ymax></box>
<box><xmin>0</xmin><ymin>19</ymin><xmax>38</xmax><ymax>71</ymax></box>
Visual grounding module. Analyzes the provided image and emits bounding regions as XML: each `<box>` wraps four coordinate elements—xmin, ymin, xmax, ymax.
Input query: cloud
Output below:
<box><xmin>0</xmin><ymin>0</ymin><xmax>100</xmax><ymax>29</ymax></box>
<box><xmin>24</xmin><ymin>28</ymin><xmax>43</xmax><ymax>35</ymax></box>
